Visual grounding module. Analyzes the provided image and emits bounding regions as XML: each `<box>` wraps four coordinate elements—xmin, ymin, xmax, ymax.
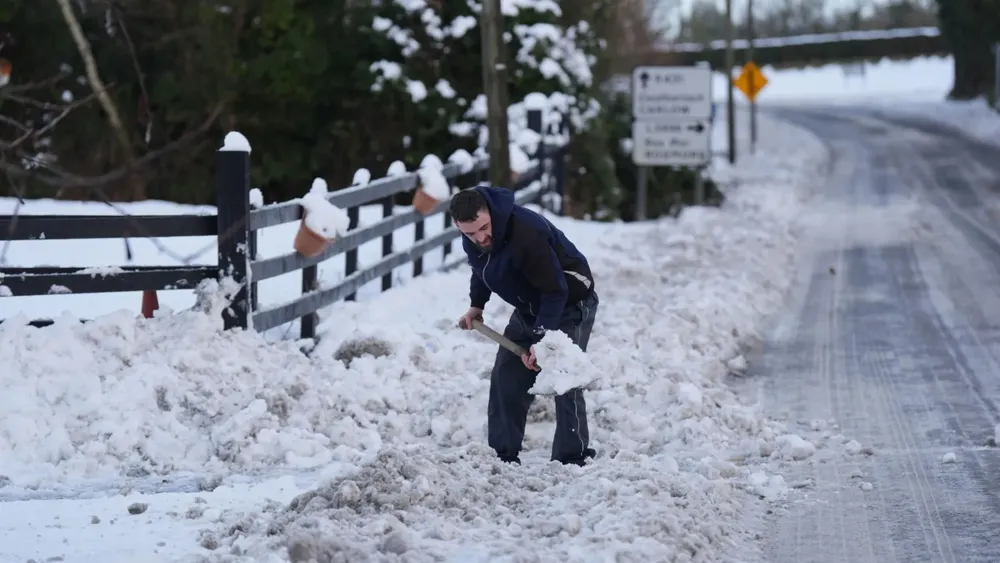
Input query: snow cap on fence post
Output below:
<box><xmin>217</xmin><ymin>131</ymin><xmax>253</xmax><ymax>331</ymax></box>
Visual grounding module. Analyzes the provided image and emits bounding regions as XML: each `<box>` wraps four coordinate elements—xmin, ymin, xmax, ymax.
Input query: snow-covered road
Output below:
<box><xmin>738</xmin><ymin>107</ymin><xmax>1000</xmax><ymax>562</ymax></box>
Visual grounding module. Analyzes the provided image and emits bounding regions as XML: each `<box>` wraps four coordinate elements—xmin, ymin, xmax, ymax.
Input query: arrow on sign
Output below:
<box><xmin>639</xmin><ymin>71</ymin><xmax>649</xmax><ymax>89</ymax></box>
<box><xmin>687</xmin><ymin>122</ymin><xmax>705</xmax><ymax>133</ymax></box>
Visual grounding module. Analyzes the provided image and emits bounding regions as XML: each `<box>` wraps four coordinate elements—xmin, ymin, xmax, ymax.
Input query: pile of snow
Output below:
<box><xmin>173</xmin><ymin>109</ymin><xmax>830</xmax><ymax>561</ymax></box>
<box><xmin>0</xmin><ymin>280</ymin><xmax>378</xmax><ymax>489</ymax></box>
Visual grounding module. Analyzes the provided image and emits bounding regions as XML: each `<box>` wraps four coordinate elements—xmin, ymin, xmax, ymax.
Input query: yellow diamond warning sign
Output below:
<box><xmin>734</xmin><ymin>61</ymin><xmax>768</xmax><ymax>102</ymax></box>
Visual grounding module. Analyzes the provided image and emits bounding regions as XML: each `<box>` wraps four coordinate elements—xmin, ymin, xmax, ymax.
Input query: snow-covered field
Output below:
<box><xmin>712</xmin><ymin>54</ymin><xmax>1000</xmax><ymax>148</ymax></box>
<box><xmin>2</xmin><ymin>54</ymin><xmax>999</xmax><ymax>562</ymax></box>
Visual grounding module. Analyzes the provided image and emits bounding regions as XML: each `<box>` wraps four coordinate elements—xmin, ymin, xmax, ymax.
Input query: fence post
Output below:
<box><xmin>381</xmin><ymin>195</ymin><xmax>394</xmax><ymax>291</ymax></box>
<box><xmin>994</xmin><ymin>42</ymin><xmax>1000</xmax><ymax>110</ymax></box>
<box><xmin>551</xmin><ymin>112</ymin><xmax>569</xmax><ymax>216</ymax></box>
<box><xmin>526</xmin><ymin>107</ymin><xmax>544</xmax><ymax>207</ymax></box>
<box><xmin>216</xmin><ymin>137</ymin><xmax>252</xmax><ymax>331</ymax></box>
<box><xmin>345</xmin><ymin>206</ymin><xmax>359</xmax><ymax>301</ymax></box>
<box><xmin>443</xmin><ymin>178</ymin><xmax>455</xmax><ymax>264</ymax></box>
<box><xmin>300</xmin><ymin>265</ymin><xmax>318</xmax><ymax>339</ymax></box>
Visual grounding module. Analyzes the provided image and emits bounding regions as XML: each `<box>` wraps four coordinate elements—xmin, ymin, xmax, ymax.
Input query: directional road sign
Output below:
<box><xmin>631</xmin><ymin>118</ymin><xmax>712</xmax><ymax>167</ymax></box>
<box><xmin>631</xmin><ymin>65</ymin><xmax>713</xmax><ymax>120</ymax></box>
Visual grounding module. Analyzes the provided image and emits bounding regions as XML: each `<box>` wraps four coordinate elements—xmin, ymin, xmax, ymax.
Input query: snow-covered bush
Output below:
<box><xmin>364</xmin><ymin>0</ymin><xmax>619</xmax><ymax>217</ymax></box>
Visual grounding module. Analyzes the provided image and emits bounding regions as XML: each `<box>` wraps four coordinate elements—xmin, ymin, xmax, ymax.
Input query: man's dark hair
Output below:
<box><xmin>449</xmin><ymin>188</ymin><xmax>488</xmax><ymax>223</ymax></box>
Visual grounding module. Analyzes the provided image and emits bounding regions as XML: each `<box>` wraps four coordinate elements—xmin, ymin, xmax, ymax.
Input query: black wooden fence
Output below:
<box><xmin>0</xmin><ymin>106</ymin><xmax>568</xmax><ymax>335</ymax></box>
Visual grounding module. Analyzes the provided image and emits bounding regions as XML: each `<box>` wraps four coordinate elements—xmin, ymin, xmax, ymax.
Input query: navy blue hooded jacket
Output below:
<box><xmin>461</xmin><ymin>185</ymin><xmax>595</xmax><ymax>342</ymax></box>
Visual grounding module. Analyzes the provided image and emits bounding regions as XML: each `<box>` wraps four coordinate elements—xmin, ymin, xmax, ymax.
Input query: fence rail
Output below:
<box><xmin>0</xmin><ymin>102</ymin><xmax>569</xmax><ymax>338</ymax></box>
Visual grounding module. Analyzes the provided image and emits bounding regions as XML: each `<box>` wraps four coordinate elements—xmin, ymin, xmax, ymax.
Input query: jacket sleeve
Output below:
<box><xmin>516</xmin><ymin>231</ymin><xmax>568</xmax><ymax>342</ymax></box>
<box><xmin>470</xmin><ymin>270</ymin><xmax>491</xmax><ymax>309</ymax></box>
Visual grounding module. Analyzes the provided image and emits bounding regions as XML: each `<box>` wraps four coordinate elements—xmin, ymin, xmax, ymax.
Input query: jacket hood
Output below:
<box><xmin>472</xmin><ymin>185</ymin><xmax>515</xmax><ymax>253</ymax></box>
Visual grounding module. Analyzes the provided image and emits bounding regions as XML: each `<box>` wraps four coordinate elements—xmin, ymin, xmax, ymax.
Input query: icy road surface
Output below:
<box><xmin>739</xmin><ymin>107</ymin><xmax>1000</xmax><ymax>563</ymax></box>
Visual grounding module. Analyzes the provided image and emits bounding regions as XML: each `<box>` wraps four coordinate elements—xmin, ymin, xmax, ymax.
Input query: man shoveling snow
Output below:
<box><xmin>452</xmin><ymin>186</ymin><xmax>599</xmax><ymax>467</ymax></box>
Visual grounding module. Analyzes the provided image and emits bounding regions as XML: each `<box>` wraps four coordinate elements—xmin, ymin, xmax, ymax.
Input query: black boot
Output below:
<box><xmin>560</xmin><ymin>448</ymin><xmax>596</xmax><ymax>467</ymax></box>
<box><xmin>499</xmin><ymin>455</ymin><xmax>521</xmax><ymax>465</ymax></box>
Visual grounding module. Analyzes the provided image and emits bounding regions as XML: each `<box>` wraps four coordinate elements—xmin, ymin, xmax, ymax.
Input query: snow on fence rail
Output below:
<box><xmin>246</xmin><ymin>109</ymin><xmax>568</xmax><ymax>338</ymax></box>
<box><xmin>0</xmin><ymin>104</ymin><xmax>569</xmax><ymax>336</ymax></box>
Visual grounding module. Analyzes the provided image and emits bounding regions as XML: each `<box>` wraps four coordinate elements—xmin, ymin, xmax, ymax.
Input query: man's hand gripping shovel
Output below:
<box><xmin>459</xmin><ymin>317</ymin><xmax>565</xmax><ymax>397</ymax></box>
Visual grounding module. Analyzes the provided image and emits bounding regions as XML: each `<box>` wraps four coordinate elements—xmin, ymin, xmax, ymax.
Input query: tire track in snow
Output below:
<box><xmin>742</xmin><ymin>107</ymin><xmax>1000</xmax><ymax>563</ymax></box>
<box><xmin>737</xmin><ymin>119</ymin><xmax>895</xmax><ymax>562</ymax></box>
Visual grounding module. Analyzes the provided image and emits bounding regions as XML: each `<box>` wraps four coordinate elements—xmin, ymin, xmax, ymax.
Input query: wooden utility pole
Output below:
<box><xmin>748</xmin><ymin>0</ymin><xmax>757</xmax><ymax>153</ymax></box>
<box><xmin>725</xmin><ymin>0</ymin><xmax>736</xmax><ymax>164</ymax></box>
<box><xmin>479</xmin><ymin>0</ymin><xmax>511</xmax><ymax>187</ymax></box>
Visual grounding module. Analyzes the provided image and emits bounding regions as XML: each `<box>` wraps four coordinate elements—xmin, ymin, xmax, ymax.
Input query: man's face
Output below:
<box><xmin>456</xmin><ymin>209</ymin><xmax>493</xmax><ymax>251</ymax></box>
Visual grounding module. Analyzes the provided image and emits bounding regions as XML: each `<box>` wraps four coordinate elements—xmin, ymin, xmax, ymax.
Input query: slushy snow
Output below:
<box><xmin>300</xmin><ymin>178</ymin><xmax>350</xmax><ymax>239</ymax></box>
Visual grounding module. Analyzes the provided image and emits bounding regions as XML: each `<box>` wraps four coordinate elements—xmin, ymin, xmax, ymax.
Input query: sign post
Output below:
<box><xmin>631</xmin><ymin>65</ymin><xmax>713</xmax><ymax>219</ymax></box>
<box><xmin>734</xmin><ymin>61</ymin><xmax>769</xmax><ymax>155</ymax></box>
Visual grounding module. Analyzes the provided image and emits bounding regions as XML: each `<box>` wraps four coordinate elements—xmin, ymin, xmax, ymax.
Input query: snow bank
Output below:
<box><xmin>180</xmin><ymin>110</ymin><xmax>829</xmax><ymax>561</ymax></box>
<box><xmin>0</xmin><ymin>282</ymin><xmax>382</xmax><ymax>489</ymax></box>
<box><xmin>871</xmin><ymin>97</ymin><xmax>1000</xmax><ymax>149</ymax></box>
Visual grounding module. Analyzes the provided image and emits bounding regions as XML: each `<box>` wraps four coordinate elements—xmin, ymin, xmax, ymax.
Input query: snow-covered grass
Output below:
<box><xmin>711</xmin><ymin>54</ymin><xmax>955</xmax><ymax>104</ymax></box>
<box><xmin>0</xmin><ymin>105</ymin><xmax>831</xmax><ymax>562</ymax></box>
<box><xmin>708</xmin><ymin>53</ymin><xmax>999</xmax><ymax>149</ymax></box>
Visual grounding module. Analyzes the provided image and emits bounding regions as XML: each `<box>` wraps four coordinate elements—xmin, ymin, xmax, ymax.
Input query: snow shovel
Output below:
<box><xmin>459</xmin><ymin>317</ymin><xmax>543</xmax><ymax>370</ymax></box>
<box><xmin>460</xmin><ymin>318</ymin><xmax>599</xmax><ymax>397</ymax></box>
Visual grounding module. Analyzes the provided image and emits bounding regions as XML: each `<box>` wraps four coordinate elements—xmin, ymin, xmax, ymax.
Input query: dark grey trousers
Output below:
<box><xmin>487</xmin><ymin>292</ymin><xmax>599</xmax><ymax>464</ymax></box>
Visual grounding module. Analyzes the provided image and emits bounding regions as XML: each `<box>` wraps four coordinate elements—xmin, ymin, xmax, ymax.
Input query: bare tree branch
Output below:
<box><xmin>1</xmin><ymin>71</ymin><xmax>71</xmax><ymax>95</ymax></box>
<box><xmin>0</xmin><ymin>102</ymin><xmax>226</xmax><ymax>189</ymax></box>
<box><xmin>55</xmin><ymin>0</ymin><xmax>139</xmax><ymax>195</ymax></box>
<box><xmin>110</xmin><ymin>2</ymin><xmax>154</xmax><ymax>146</ymax></box>
<box><xmin>0</xmin><ymin>80</ymin><xmax>107</xmax><ymax>152</ymax></box>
